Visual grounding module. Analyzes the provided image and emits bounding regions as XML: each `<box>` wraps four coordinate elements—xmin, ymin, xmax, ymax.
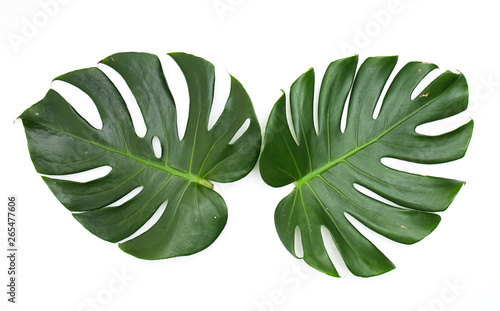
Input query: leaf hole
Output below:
<box><xmin>381</xmin><ymin>157</ymin><xmax>436</xmax><ymax>176</ymax></box>
<box><xmin>42</xmin><ymin>165</ymin><xmax>112</xmax><ymax>183</ymax></box>
<box><xmin>158</xmin><ymin>54</ymin><xmax>190</xmax><ymax>141</ymax></box>
<box><xmin>410</xmin><ymin>67</ymin><xmax>442</xmax><ymax>100</ymax></box>
<box><xmin>119</xmin><ymin>199</ymin><xmax>168</xmax><ymax>243</ymax></box>
<box><xmin>51</xmin><ymin>80</ymin><xmax>103</xmax><ymax>130</ymax></box>
<box><xmin>284</xmin><ymin>89</ymin><xmax>299</xmax><ymax>145</ymax></box>
<box><xmin>344</xmin><ymin>212</ymin><xmax>399</xmax><ymax>256</ymax></box>
<box><xmin>208</xmin><ymin>66</ymin><xmax>231</xmax><ymax>131</ymax></box>
<box><xmin>353</xmin><ymin>183</ymin><xmax>405</xmax><ymax>208</ymax></box>
<box><xmin>98</xmin><ymin>63</ymin><xmax>147</xmax><ymax>137</ymax></box>
<box><xmin>313</xmin><ymin>65</ymin><xmax>328</xmax><ymax>135</ymax></box>
<box><xmin>339</xmin><ymin>83</ymin><xmax>352</xmax><ymax>133</ymax></box>
<box><xmin>151</xmin><ymin>135</ymin><xmax>162</xmax><ymax>158</ymax></box>
<box><xmin>105</xmin><ymin>186</ymin><xmax>144</xmax><ymax>208</ymax></box>
<box><xmin>229</xmin><ymin>118</ymin><xmax>250</xmax><ymax>145</ymax></box>
<box><xmin>294</xmin><ymin>226</ymin><xmax>304</xmax><ymax>258</ymax></box>
<box><xmin>320</xmin><ymin>225</ymin><xmax>349</xmax><ymax>276</ymax></box>
<box><xmin>415</xmin><ymin>112</ymin><xmax>470</xmax><ymax>136</ymax></box>
<box><xmin>372</xmin><ymin>63</ymin><xmax>401</xmax><ymax>120</ymax></box>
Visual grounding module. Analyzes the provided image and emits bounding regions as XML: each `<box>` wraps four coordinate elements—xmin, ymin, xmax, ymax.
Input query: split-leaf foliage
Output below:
<box><xmin>20</xmin><ymin>52</ymin><xmax>261</xmax><ymax>259</ymax></box>
<box><xmin>259</xmin><ymin>55</ymin><xmax>473</xmax><ymax>277</ymax></box>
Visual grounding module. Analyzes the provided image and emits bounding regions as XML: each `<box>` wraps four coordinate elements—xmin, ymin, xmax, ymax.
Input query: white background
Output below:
<box><xmin>1</xmin><ymin>0</ymin><xmax>499</xmax><ymax>310</ymax></box>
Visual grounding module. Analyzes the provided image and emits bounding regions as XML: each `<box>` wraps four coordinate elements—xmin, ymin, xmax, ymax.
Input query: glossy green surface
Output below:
<box><xmin>260</xmin><ymin>55</ymin><xmax>473</xmax><ymax>277</ymax></box>
<box><xmin>20</xmin><ymin>52</ymin><xmax>261</xmax><ymax>259</ymax></box>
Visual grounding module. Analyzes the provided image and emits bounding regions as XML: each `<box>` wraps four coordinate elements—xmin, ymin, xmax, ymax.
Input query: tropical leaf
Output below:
<box><xmin>259</xmin><ymin>55</ymin><xmax>473</xmax><ymax>277</ymax></box>
<box><xmin>20</xmin><ymin>52</ymin><xmax>261</xmax><ymax>259</ymax></box>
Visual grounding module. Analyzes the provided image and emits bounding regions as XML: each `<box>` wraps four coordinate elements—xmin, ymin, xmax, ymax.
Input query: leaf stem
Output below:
<box><xmin>104</xmin><ymin>148</ymin><xmax>214</xmax><ymax>189</ymax></box>
<box><xmin>294</xmin><ymin>98</ymin><xmax>431</xmax><ymax>187</ymax></box>
<box><xmin>28</xmin><ymin>120</ymin><xmax>215</xmax><ymax>189</ymax></box>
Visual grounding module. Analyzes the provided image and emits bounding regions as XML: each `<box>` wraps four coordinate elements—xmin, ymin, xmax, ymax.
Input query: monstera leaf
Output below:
<box><xmin>260</xmin><ymin>55</ymin><xmax>473</xmax><ymax>277</ymax></box>
<box><xmin>20</xmin><ymin>52</ymin><xmax>261</xmax><ymax>259</ymax></box>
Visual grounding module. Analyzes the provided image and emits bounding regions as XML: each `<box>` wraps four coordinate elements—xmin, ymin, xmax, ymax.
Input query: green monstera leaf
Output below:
<box><xmin>20</xmin><ymin>52</ymin><xmax>261</xmax><ymax>259</ymax></box>
<box><xmin>260</xmin><ymin>55</ymin><xmax>473</xmax><ymax>277</ymax></box>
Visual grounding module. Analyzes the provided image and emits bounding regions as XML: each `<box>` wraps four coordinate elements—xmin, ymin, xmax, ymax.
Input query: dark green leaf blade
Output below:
<box><xmin>260</xmin><ymin>55</ymin><xmax>473</xmax><ymax>277</ymax></box>
<box><xmin>20</xmin><ymin>52</ymin><xmax>261</xmax><ymax>259</ymax></box>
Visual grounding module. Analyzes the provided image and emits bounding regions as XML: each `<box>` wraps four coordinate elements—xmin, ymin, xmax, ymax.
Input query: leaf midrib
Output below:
<box><xmin>30</xmin><ymin>120</ymin><xmax>214</xmax><ymax>188</ymax></box>
<box><xmin>294</xmin><ymin>101</ymin><xmax>430</xmax><ymax>186</ymax></box>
